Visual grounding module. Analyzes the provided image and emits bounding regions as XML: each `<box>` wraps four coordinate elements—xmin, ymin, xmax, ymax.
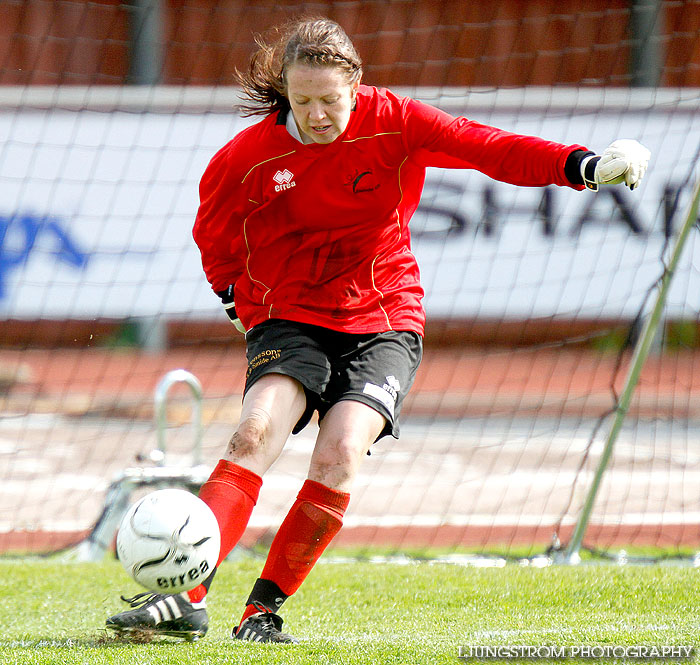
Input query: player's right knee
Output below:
<box><xmin>227</xmin><ymin>409</ymin><xmax>271</xmax><ymax>458</ymax></box>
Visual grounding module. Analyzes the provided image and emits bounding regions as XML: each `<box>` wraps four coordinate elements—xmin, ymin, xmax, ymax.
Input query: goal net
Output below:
<box><xmin>2</xmin><ymin>0</ymin><xmax>700</xmax><ymax>562</ymax></box>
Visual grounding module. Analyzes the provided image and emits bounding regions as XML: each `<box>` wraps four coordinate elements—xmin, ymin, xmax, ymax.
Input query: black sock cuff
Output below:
<box><xmin>201</xmin><ymin>568</ymin><xmax>217</xmax><ymax>592</ymax></box>
<box><xmin>245</xmin><ymin>577</ymin><xmax>288</xmax><ymax>612</ymax></box>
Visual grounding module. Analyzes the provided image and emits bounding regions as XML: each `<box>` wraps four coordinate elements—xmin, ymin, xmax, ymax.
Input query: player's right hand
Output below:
<box><xmin>582</xmin><ymin>139</ymin><xmax>651</xmax><ymax>191</ymax></box>
<box><xmin>217</xmin><ymin>285</ymin><xmax>246</xmax><ymax>334</ymax></box>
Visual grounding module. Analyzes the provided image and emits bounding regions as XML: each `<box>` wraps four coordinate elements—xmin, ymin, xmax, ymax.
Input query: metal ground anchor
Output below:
<box><xmin>71</xmin><ymin>369</ymin><xmax>209</xmax><ymax>561</ymax></box>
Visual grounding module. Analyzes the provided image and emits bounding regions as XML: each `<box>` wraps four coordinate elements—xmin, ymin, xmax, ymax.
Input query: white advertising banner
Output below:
<box><xmin>1</xmin><ymin>88</ymin><xmax>698</xmax><ymax>320</ymax></box>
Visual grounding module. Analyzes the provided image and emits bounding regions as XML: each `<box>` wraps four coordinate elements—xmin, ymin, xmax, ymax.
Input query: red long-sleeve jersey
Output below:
<box><xmin>193</xmin><ymin>85</ymin><xmax>586</xmax><ymax>335</ymax></box>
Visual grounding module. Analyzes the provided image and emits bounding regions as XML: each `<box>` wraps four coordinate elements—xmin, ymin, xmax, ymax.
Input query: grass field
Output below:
<box><xmin>1</xmin><ymin>555</ymin><xmax>698</xmax><ymax>664</ymax></box>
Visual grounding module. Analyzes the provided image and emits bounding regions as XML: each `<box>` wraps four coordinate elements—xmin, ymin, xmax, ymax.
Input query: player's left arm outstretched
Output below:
<box><xmin>399</xmin><ymin>95</ymin><xmax>651</xmax><ymax>192</ymax></box>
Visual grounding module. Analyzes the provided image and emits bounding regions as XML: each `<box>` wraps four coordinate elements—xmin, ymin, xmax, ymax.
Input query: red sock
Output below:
<box><xmin>260</xmin><ymin>479</ymin><xmax>350</xmax><ymax>598</ymax></box>
<box><xmin>187</xmin><ymin>459</ymin><xmax>262</xmax><ymax>603</ymax></box>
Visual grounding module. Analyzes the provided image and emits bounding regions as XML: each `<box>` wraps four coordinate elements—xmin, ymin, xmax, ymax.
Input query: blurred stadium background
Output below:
<box><xmin>2</xmin><ymin>0</ymin><xmax>700</xmax><ymax>563</ymax></box>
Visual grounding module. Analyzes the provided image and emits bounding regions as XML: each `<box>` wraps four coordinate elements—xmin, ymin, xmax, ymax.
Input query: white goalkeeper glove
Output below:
<box><xmin>581</xmin><ymin>139</ymin><xmax>651</xmax><ymax>191</ymax></box>
<box><xmin>217</xmin><ymin>285</ymin><xmax>246</xmax><ymax>334</ymax></box>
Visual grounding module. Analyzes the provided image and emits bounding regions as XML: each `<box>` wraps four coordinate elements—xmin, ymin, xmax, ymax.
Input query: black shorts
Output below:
<box><xmin>243</xmin><ymin>319</ymin><xmax>423</xmax><ymax>440</ymax></box>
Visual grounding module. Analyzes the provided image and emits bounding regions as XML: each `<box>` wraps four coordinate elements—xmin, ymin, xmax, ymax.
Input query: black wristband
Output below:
<box><xmin>582</xmin><ymin>155</ymin><xmax>601</xmax><ymax>188</ymax></box>
<box><xmin>564</xmin><ymin>149</ymin><xmax>596</xmax><ymax>186</ymax></box>
<box><xmin>215</xmin><ymin>285</ymin><xmax>234</xmax><ymax>305</ymax></box>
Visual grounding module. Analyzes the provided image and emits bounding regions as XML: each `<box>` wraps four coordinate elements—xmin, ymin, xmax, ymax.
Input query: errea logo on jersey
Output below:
<box><xmin>273</xmin><ymin>169</ymin><xmax>296</xmax><ymax>192</ymax></box>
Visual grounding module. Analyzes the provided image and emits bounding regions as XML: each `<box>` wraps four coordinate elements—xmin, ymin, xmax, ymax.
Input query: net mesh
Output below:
<box><xmin>1</xmin><ymin>0</ymin><xmax>700</xmax><ymax>561</ymax></box>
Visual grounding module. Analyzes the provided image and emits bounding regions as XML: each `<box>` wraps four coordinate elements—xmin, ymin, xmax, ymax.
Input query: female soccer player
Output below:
<box><xmin>107</xmin><ymin>17</ymin><xmax>650</xmax><ymax>643</ymax></box>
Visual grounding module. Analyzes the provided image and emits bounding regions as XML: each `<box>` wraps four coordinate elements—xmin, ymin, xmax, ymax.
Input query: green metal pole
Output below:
<box><xmin>563</xmin><ymin>177</ymin><xmax>700</xmax><ymax>563</ymax></box>
<box><xmin>630</xmin><ymin>0</ymin><xmax>663</xmax><ymax>87</ymax></box>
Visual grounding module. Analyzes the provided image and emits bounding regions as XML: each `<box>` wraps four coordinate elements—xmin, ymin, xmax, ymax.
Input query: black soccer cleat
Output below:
<box><xmin>106</xmin><ymin>592</ymin><xmax>208</xmax><ymax>641</ymax></box>
<box><xmin>233</xmin><ymin>601</ymin><xmax>299</xmax><ymax>644</ymax></box>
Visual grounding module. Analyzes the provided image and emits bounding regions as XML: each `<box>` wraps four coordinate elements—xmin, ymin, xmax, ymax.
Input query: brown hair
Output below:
<box><xmin>236</xmin><ymin>18</ymin><xmax>363</xmax><ymax>117</ymax></box>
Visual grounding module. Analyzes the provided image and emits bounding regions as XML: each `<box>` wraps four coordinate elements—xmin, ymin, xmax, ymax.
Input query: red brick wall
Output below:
<box><xmin>1</xmin><ymin>0</ymin><xmax>698</xmax><ymax>86</ymax></box>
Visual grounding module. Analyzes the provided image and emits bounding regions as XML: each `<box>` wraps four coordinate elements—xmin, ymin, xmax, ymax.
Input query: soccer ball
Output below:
<box><xmin>116</xmin><ymin>488</ymin><xmax>220</xmax><ymax>593</ymax></box>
